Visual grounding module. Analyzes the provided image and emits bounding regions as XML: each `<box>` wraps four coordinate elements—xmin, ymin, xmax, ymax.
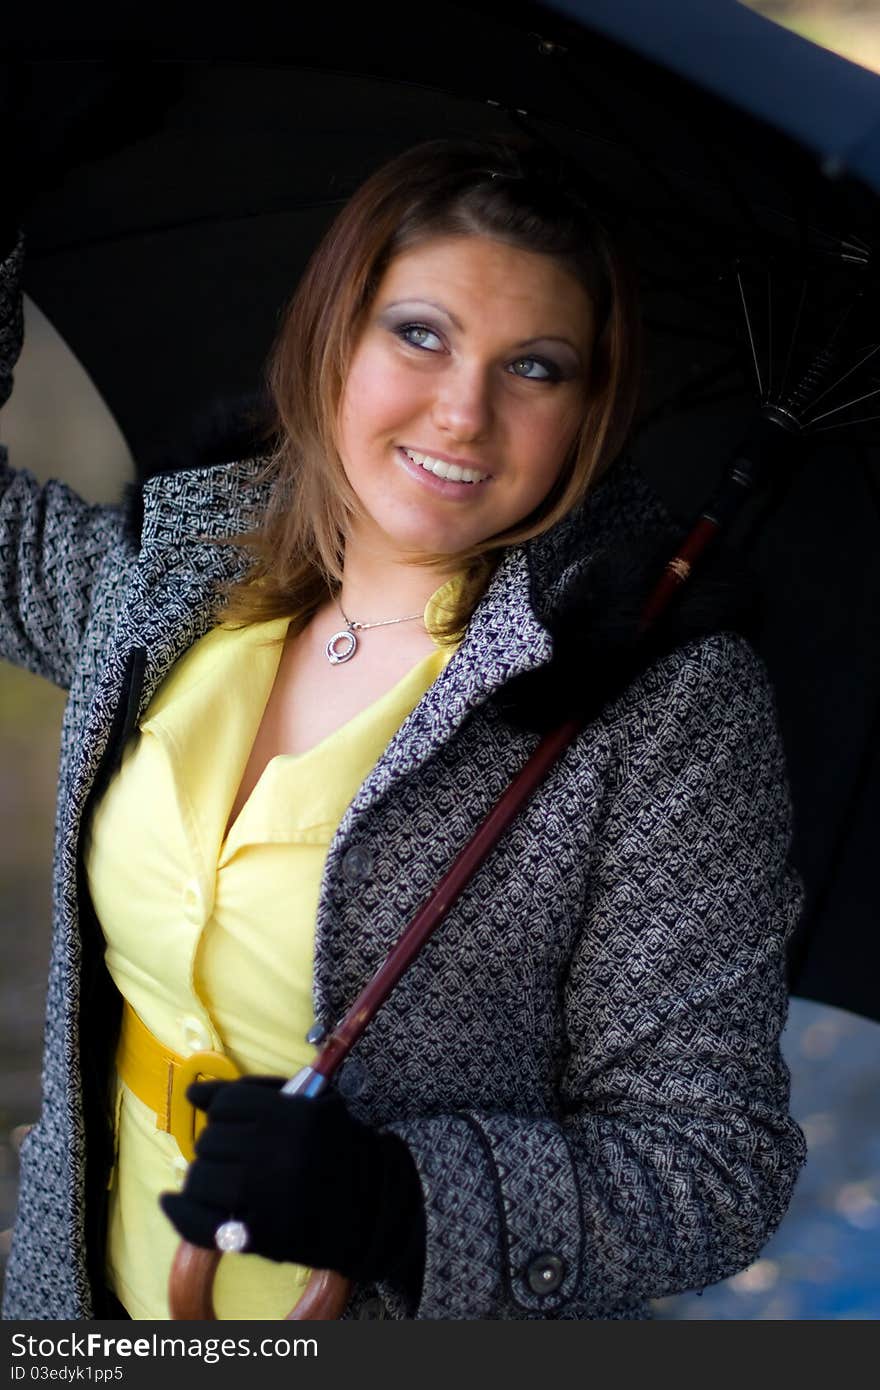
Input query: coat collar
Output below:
<box><xmin>125</xmin><ymin>452</ymin><xmax>676</xmax><ymax>784</ymax></box>
<box><xmin>134</xmin><ymin>449</ymin><xmax>674</xmax><ymax>631</ymax></box>
<box><xmin>138</xmin><ymin>457</ymin><xmax>277</xmax><ymax>548</ymax></box>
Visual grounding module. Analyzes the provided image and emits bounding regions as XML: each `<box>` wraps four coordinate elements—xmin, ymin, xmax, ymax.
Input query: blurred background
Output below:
<box><xmin>741</xmin><ymin>1</ymin><xmax>880</xmax><ymax>73</ymax></box>
<box><xmin>2</xmin><ymin>2</ymin><xmax>879</xmax><ymax>1319</ymax></box>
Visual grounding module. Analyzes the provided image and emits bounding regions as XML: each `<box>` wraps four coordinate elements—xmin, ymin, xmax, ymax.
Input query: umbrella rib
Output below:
<box><xmin>736</xmin><ymin>267</ymin><xmax>764</xmax><ymax>399</ymax></box>
<box><xmin>805</xmin><ymin>383</ymin><xmax>880</xmax><ymax>428</ymax></box>
<box><xmin>834</xmin><ymin>232</ymin><xmax>871</xmax><ymax>258</ymax></box>
<box><xmin>811</xmin><ymin>413</ymin><xmax>880</xmax><ymax>433</ymax></box>
<box><xmin>777</xmin><ymin>277</ymin><xmax>807</xmax><ymax>406</ymax></box>
<box><xmin>803</xmin><ymin>341</ymin><xmax>880</xmax><ymax>415</ymax></box>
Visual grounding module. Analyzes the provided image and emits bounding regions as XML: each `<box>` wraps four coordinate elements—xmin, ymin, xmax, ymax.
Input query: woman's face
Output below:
<box><xmin>335</xmin><ymin>234</ymin><xmax>597</xmax><ymax>563</ymax></box>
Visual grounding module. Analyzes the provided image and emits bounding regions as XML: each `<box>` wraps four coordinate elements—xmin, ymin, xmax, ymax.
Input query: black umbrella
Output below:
<box><xmin>4</xmin><ymin>1</ymin><xmax>880</xmax><ymax>1021</ymax></box>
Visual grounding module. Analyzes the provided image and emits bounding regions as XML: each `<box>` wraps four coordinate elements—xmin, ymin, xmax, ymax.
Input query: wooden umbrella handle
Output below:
<box><xmin>168</xmin><ymin>1240</ymin><xmax>351</xmax><ymax>1320</ymax></box>
<box><xmin>168</xmin><ymin>1242</ymin><xmax>220</xmax><ymax>1320</ymax></box>
<box><xmin>283</xmin><ymin>1268</ymin><xmax>353</xmax><ymax>1320</ymax></box>
<box><xmin>168</xmin><ymin>1065</ymin><xmax>355</xmax><ymax>1320</ymax></box>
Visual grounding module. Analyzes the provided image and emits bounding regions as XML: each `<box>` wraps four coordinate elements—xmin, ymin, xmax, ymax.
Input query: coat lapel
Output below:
<box><xmin>127</xmin><ymin>456</ymin><xmax>277</xmax><ymax>717</ymax></box>
<box><xmin>343</xmin><ymin>542</ymin><xmax>554</xmax><ymax>821</ymax></box>
<box><xmin>112</xmin><ymin>449</ymin><xmax>677</xmax><ymax>799</ymax></box>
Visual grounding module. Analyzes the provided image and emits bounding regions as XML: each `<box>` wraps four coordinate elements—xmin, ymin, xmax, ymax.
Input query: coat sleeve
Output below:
<box><xmin>381</xmin><ymin>632</ymin><xmax>807</xmax><ymax>1319</ymax></box>
<box><xmin>0</xmin><ymin>231</ymin><xmax>132</xmax><ymax>690</ymax></box>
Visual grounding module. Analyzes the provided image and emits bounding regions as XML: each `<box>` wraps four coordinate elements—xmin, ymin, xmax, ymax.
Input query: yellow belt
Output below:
<box><xmin>116</xmin><ymin>1001</ymin><xmax>241</xmax><ymax>1161</ymax></box>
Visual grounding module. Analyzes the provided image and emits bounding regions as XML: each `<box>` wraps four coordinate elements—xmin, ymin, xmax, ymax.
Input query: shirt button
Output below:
<box><xmin>172</xmin><ymin>1153</ymin><xmax>189</xmax><ymax>1183</ymax></box>
<box><xmin>182</xmin><ymin>879</ymin><xmax>204</xmax><ymax>924</ymax></box>
<box><xmin>341</xmin><ymin>846</ymin><xmax>373</xmax><ymax>885</ymax></box>
<box><xmin>526</xmin><ymin>1252</ymin><xmax>565</xmax><ymax>1295</ymax></box>
<box><xmin>181</xmin><ymin>1015</ymin><xmax>212</xmax><ymax>1054</ymax></box>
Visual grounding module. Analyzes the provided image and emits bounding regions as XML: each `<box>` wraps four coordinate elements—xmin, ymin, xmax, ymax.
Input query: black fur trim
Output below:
<box><xmin>496</xmin><ymin>533</ymin><xmax>763</xmax><ymax>735</ymax></box>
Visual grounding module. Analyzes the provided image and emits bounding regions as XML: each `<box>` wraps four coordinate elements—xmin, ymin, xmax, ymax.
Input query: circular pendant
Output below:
<box><xmin>326</xmin><ymin>628</ymin><xmax>358</xmax><ymax>665</ymax></box>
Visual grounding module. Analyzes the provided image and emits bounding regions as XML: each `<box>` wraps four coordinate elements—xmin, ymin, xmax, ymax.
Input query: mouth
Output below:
<box><xmin>398</xmin><ymin>446</ymin><xmax>492</xmax><ymax>485</ymax></box>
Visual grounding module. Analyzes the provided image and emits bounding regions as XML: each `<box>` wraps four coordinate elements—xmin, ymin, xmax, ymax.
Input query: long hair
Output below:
<box><xmin>209</xmin><ymin>132</ymin><xmax>643</xmax><ymax>643</ymax></box>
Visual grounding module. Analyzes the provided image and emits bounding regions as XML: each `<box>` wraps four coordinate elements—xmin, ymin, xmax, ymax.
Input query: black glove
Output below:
<box><xmin>160</xmin><ymin>1077</ymin><xmax>426</xmax><ymax>1302</ymax></box>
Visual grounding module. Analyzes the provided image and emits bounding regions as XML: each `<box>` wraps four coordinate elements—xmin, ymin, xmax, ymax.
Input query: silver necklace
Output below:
<box><xmin>325</xmin><ymin>598</ymin><xmax>423</xmax><ymax>665</ymax></box>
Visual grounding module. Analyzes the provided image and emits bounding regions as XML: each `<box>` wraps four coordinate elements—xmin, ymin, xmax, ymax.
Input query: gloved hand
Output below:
<box><xmin>160</xmin><ymin>1077</ymin><xmax>426</xmax><ymax>1301</ymax></box>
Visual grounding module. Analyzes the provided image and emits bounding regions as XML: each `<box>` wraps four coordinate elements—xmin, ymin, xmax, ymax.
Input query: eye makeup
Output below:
<box><xmin>381</xmin><ymin>297</ymin><xmax>463</xmax><ymax>330</ymax></box>
<box><xmin>381</xmin><ymin>310</ymin><xmax>573</xmax><ymax>384</ymax></box>
<box><xmin>395</xmin><ymin>322</ymin><xmax>444</xmax><ymax>352</ymax></box>
<box><xmin>509</xmin><ymin>355</ymin><xmax>564</xmax><ymax>382</ymax></box>
<box><xmin>378</xmin><ymin>298</ymin><xmax>583</xmax><ymax>374</ymax></box>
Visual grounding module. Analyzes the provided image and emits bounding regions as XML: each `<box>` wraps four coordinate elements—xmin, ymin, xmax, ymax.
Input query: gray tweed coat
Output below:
<box><xmin>0</xmin><ymin>234</ymin><xmax>806</xmax><ymax>1321</ymax></box>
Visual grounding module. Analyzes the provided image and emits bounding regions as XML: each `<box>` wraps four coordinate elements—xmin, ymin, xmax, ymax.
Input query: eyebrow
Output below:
<box><xmin>381</xmin><ymin>298</ymin><xmax>584</xmax><ymax>361</ymax></box>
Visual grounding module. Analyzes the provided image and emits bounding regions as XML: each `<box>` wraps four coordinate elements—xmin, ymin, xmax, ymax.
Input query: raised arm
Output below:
<box><xmin>0</xmin><ymin>233</ymin><xmax>132</xmax><ymax>690</ymax></box>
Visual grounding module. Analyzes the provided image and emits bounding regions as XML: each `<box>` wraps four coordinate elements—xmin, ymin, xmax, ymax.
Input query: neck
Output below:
<box><xmin>336</xmin><ymin>533</ymin><xmax>461</xmax><ymax>623</ymax></box>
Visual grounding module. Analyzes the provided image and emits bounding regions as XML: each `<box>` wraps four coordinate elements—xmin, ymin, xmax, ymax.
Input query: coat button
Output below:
<box><xmin>341</xmin><ymin>846</ymin><xmax>373</xmax><ymax>885</ymax></box>
<box><xmin>337</xmin><ymin>1058</ymin><xmax>368</xmax><ymax>1099</ymax></box>
<box><xmin>526</xmin><ymin>1252</ymin><xmax>565</xmax><ymax>1295</ymax></box>
<box><xmin>358</xmin><ymin>1297</ymin><xmax>386</xmax><ymax>1320</ymax></box>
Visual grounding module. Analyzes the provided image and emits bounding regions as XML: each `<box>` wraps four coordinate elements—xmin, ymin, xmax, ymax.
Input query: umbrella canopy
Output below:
<box><xmin>3</xmin><ymin>1</ymin><xmax>880</xmax><ymax>1020</ymax></box>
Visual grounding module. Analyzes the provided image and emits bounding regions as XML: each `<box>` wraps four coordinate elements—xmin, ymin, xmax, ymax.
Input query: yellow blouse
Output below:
<box><xmin>82</xmin><ymin>577</ymin><xmax>463</xmax><ymax>1320</ymax></box>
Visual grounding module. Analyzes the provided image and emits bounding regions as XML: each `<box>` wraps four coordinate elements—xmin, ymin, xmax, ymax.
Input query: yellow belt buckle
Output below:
<box><xmin>170</xmin><ymin>1050</ymin><xmax>241</xmax><ymax>1162</ymax></box>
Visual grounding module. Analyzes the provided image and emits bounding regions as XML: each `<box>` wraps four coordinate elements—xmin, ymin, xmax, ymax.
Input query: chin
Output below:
<box><xmin>373</xmin><ymin>517</ymin><xmax>475</xmax><ymax>557</ymax></box>
<box><xmin>393</xmin><ymin>535</ymin><xmax>468</xmax><ymax>560</ymax></box>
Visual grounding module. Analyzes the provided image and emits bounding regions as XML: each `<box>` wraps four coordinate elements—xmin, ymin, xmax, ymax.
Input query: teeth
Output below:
<box><xmin>403</xmin><ymin>448</ymin><xmax>489</xmax><ymax>484</ymax></box>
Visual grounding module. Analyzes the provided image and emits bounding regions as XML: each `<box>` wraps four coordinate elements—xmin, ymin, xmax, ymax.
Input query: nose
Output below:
<box><xmin>431</xmin><ymin>361</ymin><xmax>493</xmax><ymax>443</ymax></box>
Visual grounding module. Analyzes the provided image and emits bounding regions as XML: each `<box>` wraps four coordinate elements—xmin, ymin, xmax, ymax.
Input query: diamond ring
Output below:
<box><xmin>214</xmin><ymin>1219</ymin><xmax>250</xmax><ymax>1254</ymax></box>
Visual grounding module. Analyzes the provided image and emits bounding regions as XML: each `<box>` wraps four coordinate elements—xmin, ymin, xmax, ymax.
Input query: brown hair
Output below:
<box><xmin>210</xmin><ymin>132</ymin><xmax>643</xmax><ymax>644</ymax></box>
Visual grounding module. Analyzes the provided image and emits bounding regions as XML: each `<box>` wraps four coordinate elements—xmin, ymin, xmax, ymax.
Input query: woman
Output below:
<box><xmin>0</xmin><ymin>134</ymin><xmax>806</xmax><ymax>1322</ymax></box>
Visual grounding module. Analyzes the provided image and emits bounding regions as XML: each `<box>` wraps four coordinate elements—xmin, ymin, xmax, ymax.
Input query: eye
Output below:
<box><xmin>396</xmin><ymin>323</ymin><xmax>444</xmax><ymax>352</ymax></box>
<box><xmin>509</xmin><ymin>356</ymin><xmax>562</xmax><ymax>382</ymax></box>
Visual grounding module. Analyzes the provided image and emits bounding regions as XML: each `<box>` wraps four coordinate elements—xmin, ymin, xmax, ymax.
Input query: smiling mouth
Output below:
<box><xmin>400</xmin><ymin>446</ymin><xmax>491</xmax><ymax>484</ymax></box>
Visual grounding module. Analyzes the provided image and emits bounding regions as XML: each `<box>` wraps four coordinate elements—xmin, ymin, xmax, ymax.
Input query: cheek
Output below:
<box><xmin>341</xmin><ymin>352</ymin><xmax>423</xmax><ymax>439</ymax></box>
<box><xmin>339</xmin><ymin>361</ymin><xmax>377</xmax><ymax>443</ymax></box>
<box><xmin>518</xmin><ymin>405</ymin><xmax>583</xmax><ymax>483</ymax></box>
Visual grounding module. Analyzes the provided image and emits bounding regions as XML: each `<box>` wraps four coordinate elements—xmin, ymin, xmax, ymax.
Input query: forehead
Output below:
<box><xmin>374</xmin><ymin>234</ymin><xmax>595</xmax><ymax>342</ymax></box>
